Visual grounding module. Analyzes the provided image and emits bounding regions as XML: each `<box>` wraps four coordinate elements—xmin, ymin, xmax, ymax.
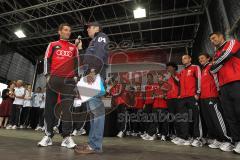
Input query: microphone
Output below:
<box><xmin>76</xmin><ymin>35</ymin><xmax>82</xmax><ymax>46</ymax></box>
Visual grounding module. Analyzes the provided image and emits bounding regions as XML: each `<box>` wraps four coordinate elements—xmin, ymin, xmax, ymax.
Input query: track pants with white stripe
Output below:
<box><xmin>200</xmin><ymin>98</ymin><xmax>231</xmax><ymax>142</ymax></box>
<box><xmin>177</xmin><ymin>97</ymin><xmax>202</xmax><ymax>140</ymax></box>
<box><xmin>220</xmin><ymin>81</ymin><xmax>240</xmax><ymax>142</ymax></box>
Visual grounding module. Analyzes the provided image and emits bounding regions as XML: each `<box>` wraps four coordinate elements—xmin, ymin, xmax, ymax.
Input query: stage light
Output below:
<box><xmin>133</xmin><ymin>7</ymin><xmax>146</xmax><ymax>19</ymax></box>
<box><xmin>14</xmin><ymin>30</ymin><xmax>26</xmax><ymax>38</ymax></box>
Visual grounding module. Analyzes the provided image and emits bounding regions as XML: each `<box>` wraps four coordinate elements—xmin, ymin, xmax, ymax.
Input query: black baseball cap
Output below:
<box><xmin>85</xmin><ymin>22</ymin><xmax>102</xmax><ymax>30</ymax></box>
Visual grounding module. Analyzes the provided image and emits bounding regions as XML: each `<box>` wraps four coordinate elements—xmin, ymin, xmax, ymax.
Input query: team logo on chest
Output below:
<box><xmin>187</xmin><ymin>69</ymin><xmax>192</xmax><ymax>76</ymax></box>
<box><xmin>56</xmin><ymin>50</ymin><xmax>73</xmax><ymax>57</ymax></box>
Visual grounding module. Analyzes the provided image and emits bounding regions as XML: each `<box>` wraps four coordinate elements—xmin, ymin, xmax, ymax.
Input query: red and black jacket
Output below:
<box><xmin>167</xmin><ymin>73</ymin><xmax>180</xmax><ymax>99</ymax></box>
<box><xmin>134</xmin><ymin>91</ymin><xmax>145</xmax><ymax>109</ymax></box>
<box><xmin>179</xmin><ymin>64</ymin><xmax>201</xmax><ymax>98</ymax></box>
<box><xmin>210</xmin><ymin>39</ymin><xmax>240</xmax><ymax>87</ymax></box>
<box><xmin>44</xmin><ymin>39</ymin><xmax>79</xmax><ymax>78</ymax></box>
<box><xmin>144</xmin><ymin>83</ymin><xmax>155</xmax><ymax>105</ymax></box>
<box><xmin>109</xmin><ymin>83</ymin><xmax>128</xmax><ymax>106</ymax></box>
<box><xmin>200</xmin><ymin>63</ymin><xmax>219</xmax><ymax>99</ymax></box>
<box><xmin>153</xmin><ymin>83</ymin><xmax>168</xmax><ymax>109</ymax></box>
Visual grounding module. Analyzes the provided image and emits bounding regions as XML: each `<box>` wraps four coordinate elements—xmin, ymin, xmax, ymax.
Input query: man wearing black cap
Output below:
<box><xmin>75</xmin><ymin>22</ymin><xmax>109</xmax><ymax>154</ymax></box>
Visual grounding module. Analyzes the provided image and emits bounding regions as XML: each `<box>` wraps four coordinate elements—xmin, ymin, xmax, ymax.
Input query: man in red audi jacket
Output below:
<box><xmin>38</xmin><ymin>23</ymin><xmax>80</xmax><ymax>149</ymax></box>
<box><xmin>174</xmin><ymin>54</ymin><xmax>202</xmax><ymax>147</ymax></box>
<box><xmin>198</xmin><ymin>53</ymin><xmax>232</xmax><ymax>151</ymax></box>
<box><xmin>210</xmin><ymin>32</ymin><xmax>240</xmax><ymax>154</ymax></box>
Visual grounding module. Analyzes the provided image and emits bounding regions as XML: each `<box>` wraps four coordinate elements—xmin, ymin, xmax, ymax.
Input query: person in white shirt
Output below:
<box><xmin>30</xmin><ymin>87</ymin><xmax>42</xmax><ymax>129</ymax></box>
<box><xmin>8</xmin><ymin>80</ymin><xmax>25</xmax><ymax>130</ymax></box>
<box><xmin>20</xmin><ymin>85</ymin><xmax>33</xmax><ymax>129</ymax></box>
<box><xmin>36</xmin><ymin>87</ymin><xmax>46</xmax><ymax>131</ymax></box>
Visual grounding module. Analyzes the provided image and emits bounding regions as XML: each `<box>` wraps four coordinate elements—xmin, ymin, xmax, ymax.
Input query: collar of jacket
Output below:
<box><xmin>94</xmin><ymin>31</ymin><xmax>101</xmax><ymax>38</ymax></box>
<box><xmin>201</xmin><ymin>62</ymin><xmax>210</xmax><ymax>70</ymax></box>
<box><xmin>185</xmin><ymin>63</ymin><xmax>192</xmax><ymax>69</ymax></box>
<box><xmin>215</xmin><ymin>41</ymin><xmax>227</xmax><ymax>51</ymax></box>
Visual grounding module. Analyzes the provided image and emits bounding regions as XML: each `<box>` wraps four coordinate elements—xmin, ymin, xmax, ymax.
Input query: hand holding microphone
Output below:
<box><xmin>75</xmin><ymin>35</ymin><xmax>83</xmax><ymax>50</ymax></box>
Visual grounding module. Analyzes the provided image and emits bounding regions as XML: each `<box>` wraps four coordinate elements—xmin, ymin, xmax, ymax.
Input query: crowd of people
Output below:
<box><xmin>0</xmin><ymin>30</ymin><xmax>239</xmax><ymax>155</ymax></box>
<box><xmin>0</xmin><ymin>80</ymin><xmax>87</xmax><ymax>136</ymax></box>
<box><xmin>108</xmin><ymin>32</ymin><xmax>240</xmax><ymax>154</ymax></box>
<box><xmin>0</xmin><ymin>80</ymin><xmax>46</xmax><ymax>131</ymax></box>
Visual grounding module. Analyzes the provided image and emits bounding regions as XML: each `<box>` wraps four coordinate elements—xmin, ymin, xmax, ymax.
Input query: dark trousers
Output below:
<box><xmin>44</xmin><ymin>75</ymin><xmax>75</xmax><ymax>138</ymax></box>
<box><xmin>143</xmin><ymin>104</ymin><xmax>153</xmax><ymax>132</ymax></box>
<box><xmin>220</xmin><ymin>81</ymin><xmax>240</xmax><ymax>142</ymax></box>
<box><xmin>38</xmin><ymin>108</ymin><xmax>44</xmax><ymax>127</ymax></box>
<box><xmin>10</xmin><ymin>104</ymin><xmax>22</xmax><ymax>126</ymax></box>
<box><xmin>131</xmin><ymin>109</ymin><xmax>144</xmax><ymax>133</ymax></box>
<box><xmin>30</xmin><ymin>107</ymin><xmax>40</xmax><ymax>129</ymax></box>
<box><xmin>72</xmin><ymin>102</ymin><xmax>88</xmax><ymax>131</ymax></box>
<box><xmin>167</xmin><ymin>98</ymin><xmax>179</xmax><ymax>136</ymax></box>
<box><xmin>117</xmin><ymin>104</ymin><xmax>128</xmax><ymax>132</ymax></box>
<box><xmin>147</xmin><ymin>108</ymin><xmax>168</xmax><ymax>136</ymax></box>
<box><xmin>177</xmin><ymin>97</ymin><xmax>202</xmax><ymax>140</ymax></box>
<box><xmin>200</xmin><ymin>98</ymin><xmax>231</xmax><ymax>142</ymax></box>
<box><xmin>20</xmin><ymin>107</ymin><xmax>31</xmax><ymax>126</ymax></box>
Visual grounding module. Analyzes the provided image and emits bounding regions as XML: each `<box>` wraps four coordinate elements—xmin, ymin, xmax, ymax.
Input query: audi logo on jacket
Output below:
<box><xmin>210</xmin><ymin>39</ymin><xmax>240</xmax><ymax>87</ymax></box>
<box><xmin>44</xmin><ymin>39</ymin><xmax>80</xmax><ymax>78</ymax></box>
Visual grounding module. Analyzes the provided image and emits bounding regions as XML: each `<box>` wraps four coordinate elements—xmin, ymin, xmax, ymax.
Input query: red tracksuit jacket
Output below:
<box><xmin>110</xmin><ymin>83</ymin><xmax>128</xmax><ymax>106</ymax></box>
<box><xmin>179</xmin><ymin>64</ymin><xmax>201</xmax><ymax>98</ymax></box>
<box><xmin>134</xmin><ymin>91</ymin><xmax>145</xmax><ymax>109</ymax></box>
<box><xmin>200</xmin><ymin>63</ymin><xmax>219</xmax><ymax>99</ymax></box>
<box><xmin>153</xmin><ymin>83</ymin><xmax>167</xmax><ymax>109</ymax></box>
<box><xmin>44</xmin><ymin>39</ymin><xmax>79</xmax><ymax>78</ymax></box>
<box><xmin>211</xmin><ymin>39</ymin><xmax>240</xmax><ymax>87</ymax></box>
<box><xmin>167</xmin><ymin>73</ymin><xmax>180</xmax><ymax>99</ymax></box>
<box><xmin>144</xmin><ymin>83</ymin><xmax>155</xmax><ymax>105</ymax></box>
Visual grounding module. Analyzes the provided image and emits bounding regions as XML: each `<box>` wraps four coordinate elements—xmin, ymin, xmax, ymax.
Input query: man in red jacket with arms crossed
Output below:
<box><xmin>210</xmin><ymin>32</ymin><xmax>240</xmax><ymax>154</ymax></box>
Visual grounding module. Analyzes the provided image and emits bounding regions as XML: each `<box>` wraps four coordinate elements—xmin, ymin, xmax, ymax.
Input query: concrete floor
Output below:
<box><xmin>0</xmin><ymin>129</ymin><xmax>239</xmax><ymax>160</ymax></box>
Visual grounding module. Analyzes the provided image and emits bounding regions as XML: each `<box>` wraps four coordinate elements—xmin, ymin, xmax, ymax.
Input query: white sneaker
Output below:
<box><xmin>171</xmin><ymin>137</ymin><xmax>180</xmax><ymax>143</ymax></box>
<box><xmin>208</xmin><ymin>140</ymin><xmax>222</xmax><ymax>149</ymax></box>
<box><xmin>19</xmin><ymin>125</ymin><xmax>24</xmax><ymax>129</ymax></box>
<box><xmin>219</xmin><ymin>142</ymin><xmax>234</xmax><ymax>152</ymax></box>
<box><xmin>41</xmin><ymin>126</ymin><xmax>45</xmax><ymax>132</ymax></box>
<box><xmin>141</xmin><ymin>133</ymin><xmax>148</xmax><ymax>138</ymax></box>
<box><xmin>207</xmin><ymin>138</ymin><xmax>215</xmax><ymax>145</ymax></box>
<box><xmin>35</xmin><ymin>126</ymin><xmax>42</xmax><ymax>131</ymax></box>
<box><xmin>11</xmin><ymin>125</ymin><xmax>17</xmax><ymax>130</ymax></box>
<box><xmin>53</xmin><ymin>126</ymin><xmax>59</xmax><ymax>133</ymax></box>
<box><xmin>79</xmin><ymin>128</ymin><xmax>86</xmax><ymax>135</ymax></box>
<box><xmin>233</xmin><ymin>142</ymin><xmax>240</xmax><ymax>154</ymax></box>
<box><xmin>61</xmin><ymin>136</ymin><xmax>76</xmax><ymax>149</ymax></box>
<box><xmin>191</xmin><ymin>139</ymin><xmax>203</xmax><ymax>147</ymax></box>
<box><xmin>71</xmin><ymin>129</ymin><xmax>78</xmax><ymax>136</ymax></box>
<box><xmin>161</xmin><ymin>135</ymin><xmax>166</xmax><ymax>141</ymax></box>
<box><xmin>117</xmin><ymin>131</ymin><xmax>124</xmax><ymax>138</ymax></box>
<box><xmin>6</xmin><ymin>125</ymin><xmax>12</xmax><ymax>130</ymax></box>
<box><xmin>143</xmin><ymin>134</ymin><xmax>156</xmax><ymax>141</ymax></box>
<box><xmin>131</xmin><ymin>132</ymin><xmax>138</xmax><ymax>137</ymax></box>
<box><xmin>38</xmin><ymin>136</ymin><xmax>53</xmax><ymax>147</ymax></box>
<box><xmin>175</xmin><ymin>138</ymin><xmax>191</xmax><ymax>146</ymax></box>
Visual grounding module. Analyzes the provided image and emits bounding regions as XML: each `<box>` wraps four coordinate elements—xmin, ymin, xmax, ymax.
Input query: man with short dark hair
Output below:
<box><xmin>174</xmin><ymin>54</ymin><xmax>202</xmax><ymax>147</ymax></box>
<box><xmin>74</xmin><ymin>22</ymin><xmax>109</xmax><ymax>154</ymax></box>
<box><xmin>38</xmin><ymin>23</ymin><xmax>80</xmax><ymax>149</ymax></box>
<box><xmin>210</xmin><ymin>32</ymin><xmax>240</xmax><ymax>154</ymax></box>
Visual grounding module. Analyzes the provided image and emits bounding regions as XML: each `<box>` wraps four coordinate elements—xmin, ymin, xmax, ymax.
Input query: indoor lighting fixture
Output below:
<box><xmin>14</xmin><ymin>30</ymin><xmax>26</xmax><ymax>38</ymax></box>
<box><xmin>133</xmin><ymin>7</ymin><xmax>146</xmax><ymax>19</ymax></box>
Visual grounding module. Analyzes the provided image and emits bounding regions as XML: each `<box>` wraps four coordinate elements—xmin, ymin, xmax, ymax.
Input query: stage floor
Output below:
<box><xmin>0</xmin><ymin>129</ymin><xmax>239</xmax><ymax>160</ymax></box>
